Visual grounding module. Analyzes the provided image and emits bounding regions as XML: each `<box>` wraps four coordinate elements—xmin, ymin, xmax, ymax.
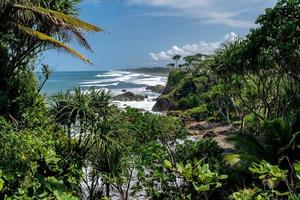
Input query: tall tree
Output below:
<box><xmin>172</xmin><ymin>54</ymin><xmax>181</xmax><ymax>68</ymax></box>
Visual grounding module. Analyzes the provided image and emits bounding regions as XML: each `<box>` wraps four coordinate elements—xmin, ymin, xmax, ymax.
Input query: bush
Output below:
<box><xmin>177</xmin><ymin>94</ymin><xmax>202</xmax><ymax>110</ymax></box>
<box><xmin>175</xmin><ymin>139</ymin><xmax>224</xmax><ymax>170</ymax></box>
<box><xmin>123</xmin><ymin>108</ymin><xmax>188</xmax><ymax>145</ymax></box>
<box><xmin>0</xmin><ymin>116</ymin><xmax>81</xmax><ymax>199</ymax></box>
<box><xmin>184</xmin><ymin>104</ymin><xmax>209</xmax><ymax>120</ymax></box>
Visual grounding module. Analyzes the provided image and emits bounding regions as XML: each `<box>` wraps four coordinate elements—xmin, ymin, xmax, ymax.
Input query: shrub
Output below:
<box><xmin>0</xmin><ymin>116</ymin><xmax>81</xmax><ymax>199</ymax></box>
<box><xmin>184</xmin><ymin>104</ymin><xmax>209</xmax><ymax>120</ymax></box>
<box><xmin>124</xmin><ymin>108</ymin><xmax>187</xmax><ymax>145</ymax></box>
<box><xmin>175</xmin><ymin>139</ymin><xmax>224</xmax><ymax>170</ymax></box>
<box><xmin>178</xmin><ymin>94</ymin><xmax>202</xmax><ymax>110</ymax></box>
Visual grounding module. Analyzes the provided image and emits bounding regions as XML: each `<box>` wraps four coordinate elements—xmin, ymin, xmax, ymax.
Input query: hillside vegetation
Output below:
<box><xmin>0</xmin><ymin>0</ymin><xmax>299</xmax><ymax>199</ymax></box>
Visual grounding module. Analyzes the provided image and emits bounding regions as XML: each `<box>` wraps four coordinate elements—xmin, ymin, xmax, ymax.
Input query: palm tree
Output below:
<box><xmin>87</xmin><ymin>111</ymin><xmax>126</xmax><ymax>199</ymax></box>
<box><xmin>0</xmin><ymin>0</ymin><xmax>102</xmax><ymax>117</ymax></box>
<box><xmin>50</xmin><ymin>87</ymin><xmax>113</xmax><ymax>149</ymax></box>
<box><xmin>0</xmin><ymin>0</ymin><xmax>102</xmax><ymax>78</ymax></box>
<box><xmin>89</xmin><ymin>88</ymin><xmax>113</xmax><ymax>119</ymax></box>
<box><xmin>51</xmin><ymin>88</ymin><xmax>93</xmax><ymax>144</ymax></box>
<box><xmin>172</xmin><ymin>55</ymin><xmax>181</xmax><ymax>68</ymax></box>
<box><xmin>50</xmin><ymin>91</ymin><xmax>75</xmax><ymax>144</ymax></box>
<box><xmin>37</xmin><ymin>64</ymin><xmax>52</xmax><ymax>94</ymax></box>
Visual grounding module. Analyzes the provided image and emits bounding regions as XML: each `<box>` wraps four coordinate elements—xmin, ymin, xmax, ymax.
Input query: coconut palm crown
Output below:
<box><xmin>0</xmin><ymin>0</ymin><xmax>102</xmax><ymax>66</ymax></box>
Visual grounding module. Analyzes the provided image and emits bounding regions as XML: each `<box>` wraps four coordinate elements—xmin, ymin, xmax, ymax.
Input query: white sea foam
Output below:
<box><xmin>80</xmin><ymin>88</ymin><xmax>110</xmax><ymax>94</ymax></box>
<box><xmin>81</xmin><ymin>72</ymin><xmax>145</xmax><ymax>85</ymax></box>
<box><xmin>130</xmin><ymin>76</ymin><xmax>167</xmax><ymax>86</ymax></box>
<box><xmin>113</xmin><ymin>99</ymin><xmax>157</xmax><ymax>113</ymax></box>
<box><xmin>95</xmin><ymin>71</ymin><xmax>132</xmax><ymax>77</ymax></box>
<box><xmin>80</xmin><ymin>77</ymin><xmax>129</xmax><ymax>84</ymax></box>
<box><xmin>95</xmin><ymin>74</ymin><xmax>122</xmax><ymax>77</ymax></box>
<box><xmin>80</xmin><ymin>82</ymin><xmax>120</xmax><ymax>87</ymax></box>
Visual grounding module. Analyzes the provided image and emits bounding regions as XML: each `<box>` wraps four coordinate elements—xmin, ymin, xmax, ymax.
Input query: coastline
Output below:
<box><xmin>42</xmin><ymin>68</ymin><xmax>169</xmax><ymax>112</ymax></box>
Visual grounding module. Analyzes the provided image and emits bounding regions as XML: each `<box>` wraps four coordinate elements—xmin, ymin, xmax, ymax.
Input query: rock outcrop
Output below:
<box><xmin>114</xmin><ymin>92</ymin><xmax>145</xmax><ymax>101</ymax></box>
<box><xmin>146</xmin><ymin>85</ymin><xmax>165</xmax><ymax>94</ymax></box>
<box><xmin>152</xmin><ymin>97</ymin><xmax>175</xmax><ymax>112</ymax></box>
<box><xmin>152</xmin><ymin>70</ymin><xmax>186</xmax><ymax>112</ymax></box>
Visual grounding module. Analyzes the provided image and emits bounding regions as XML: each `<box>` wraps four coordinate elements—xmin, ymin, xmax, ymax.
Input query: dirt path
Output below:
<box><xmin>185</xmin><ymin>120</ymin><xmax>235</xmax><ymax>150</ymax></box>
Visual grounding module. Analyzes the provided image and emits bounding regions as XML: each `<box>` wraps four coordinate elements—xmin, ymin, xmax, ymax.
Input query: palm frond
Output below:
<box><xmin>71</xmin><ymin>29</ymin><xmax>93</xmax><ymax>52</ymax></box>
<box><xmin>228</xmin><ymin>133</ymin><xmax>270</xmax><ymax>161</ymax></box>
<box><xmin>17</xmin><ymin>24</ymin><xmax>90</xmax><ymax>63</ymax></box>
<box><xmin>13</xmin><ymin>4</ymin><xmax>103</xmax><ymax>32</ymax></box>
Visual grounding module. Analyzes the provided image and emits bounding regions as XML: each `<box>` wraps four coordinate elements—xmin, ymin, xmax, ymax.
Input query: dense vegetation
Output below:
<box><xmin>0</xmin><ymin>0</ymin><xmax>299</xmax><ymax>200</ymax></box>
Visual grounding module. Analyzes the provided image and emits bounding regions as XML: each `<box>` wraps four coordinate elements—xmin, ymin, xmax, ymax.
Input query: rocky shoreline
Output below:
<box><xmin>114</xmin><ymin>84</ymin><xmax>165</xmax><ymax>102</ymax></box>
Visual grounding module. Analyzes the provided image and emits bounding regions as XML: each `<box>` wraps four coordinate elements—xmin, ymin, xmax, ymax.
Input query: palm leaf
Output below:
<box><xmin>17</xmin><ymin>24</ymin><xmax>90</xmax><ymax>63</ymax></box>
<box><xmin>71</xmin><ymin>29</ymin><xmax>93</xmax><ymax>52</ymax></box>
<box><xmin>228</xmin><ymin>133</ymin><xmax>270</xmax><ymax>161</ymax></box>
<box><xmin>279</xmin><ymin>131</ymin><xmax>300</xmax><ymax>154</ymax></box>
<box><xmin>13</xmin><ymin>4</ymin><xmax>103</xmax><ymax>32</ymax></box>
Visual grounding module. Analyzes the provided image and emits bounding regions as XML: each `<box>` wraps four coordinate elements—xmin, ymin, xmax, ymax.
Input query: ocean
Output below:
<box><xmin>41</xmin><ymin>70</ymin><xmax>167</xmax><ymax>112</ymax></box>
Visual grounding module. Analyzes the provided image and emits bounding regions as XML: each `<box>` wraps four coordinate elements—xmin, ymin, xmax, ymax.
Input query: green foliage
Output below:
<box><xmin>249</xmin><ymin>161</ymin><xmax>288</xmax><ymax>189</ymax></box>
<box><xmin>0</xmin><ymin>115</ymin><xmax>81</xmax><ymax>199</ymax></box>
<box><xmin>209</xmin><ymin>0</ymin><xmax>300</xmax><ymax>121</ymax></box>
<box><xmin>164</xmin><ymin>159</ymin><xmax>228</xmax><ymax>199</ymax></box>
<box><xmin>294</xmin><ymin>162</ymin><xmax>300</xmax><ymax>180</ymax></box>
<box><xmin>230</xmin><ymin>160</ymin><xmax>292</xmax><ymax>200</ymax></box>
<box><xmin>163</xmin><ymin>69</ymin><xmax>186</xmax><ymax>94</ymax></box>
<box><xmin>229</xmin><ymin>116</ymin><xmax>300</xmax><ymax>167</ymax></box>
<box><xmin>157</xmin><ymin>57</ymin><xmax>235</xmax><ymax>123</ymax></box>
<box><xmin>184</xmin><ymin>104</ymin><xmax>209</xmax><ymax>120</ymax></box>
<box><xmin>133</xmin><ymin>142</ymin><xmax>175</xmax><ymax>199</ymax></box>
<box><xmin>0</xmin><ymin>0</ymin><xmax>102</xmax><ymax>119</ymax></box>
<box><xmin>230</xmin><ymin>188</ymin><xmax>273</xmax><ymax>200</ymax></box>
<box><xmin>133</xmin><ymin>138</ymin><xmax>227</xmax><ymax>199</ymax></box>
<box><xmin>0</xmin><ymin>70</ymin><xmax>45</xmax><ymax>119</ymax></box>
<box><xmin>124</xmin><ymin>108</ymin><xmax>187</xmax><ymax>145</ymax></box>
<box><xmin>175</xmin><ymin>139</ymin><xmax>224</xmax><ymax>169</ymax></box>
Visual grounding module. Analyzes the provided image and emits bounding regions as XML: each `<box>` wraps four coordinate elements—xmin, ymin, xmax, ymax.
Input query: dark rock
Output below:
<box><xmin>203</xmin><ymin>130</ymin><xmax>217</xmax><ymax>138</ymax></box>
<box><xmin>152</xmin><ymin>97</ymin><xmax>175</xmax><ymax>111</ymax></box>
<box><xmin>146</xmin><ymin>85</ymin><xmax>165</xmax><ymax>94</ymax></box>
<box><xmin>114</xmin><ymin>92</ymin><xmax>145</xmax><ymax>101</ymax></box>
<box><xmin>189</xmin><ymin>123</ymin><xmax>206</xmax><ymax>131</ymax></box>
<box><xmin>122</xmin><ymin>89</ymin><xmax>127</xmax><ymax>93</ymax></box>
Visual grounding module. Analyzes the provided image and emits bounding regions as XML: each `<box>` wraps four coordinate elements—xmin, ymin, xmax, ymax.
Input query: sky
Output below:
<box><xmin>43</xmin><ymin>0</ymin><xmax>277</xmax><ymax>71</ymax></box>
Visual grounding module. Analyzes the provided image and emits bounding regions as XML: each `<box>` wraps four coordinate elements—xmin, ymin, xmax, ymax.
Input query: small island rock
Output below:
<box><xmin>114</xmin><ymin>92</ymin><xmax>145</xmax><ymax>101</ymax></box>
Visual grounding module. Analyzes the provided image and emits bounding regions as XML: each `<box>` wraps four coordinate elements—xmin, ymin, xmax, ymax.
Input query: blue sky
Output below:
<box><xmin>43</xmin><ymin>0</ymin><xmax>276</xmax><ymax>71</ymax></box>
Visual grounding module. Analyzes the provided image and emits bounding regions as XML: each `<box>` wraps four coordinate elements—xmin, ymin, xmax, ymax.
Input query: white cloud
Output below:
<box><xmin>129</xmin><ymin>0</ymin><xmax>275</xmax><ymax>28</ymax></box>
<box><xmin>87</xmin><ymin>0</ymin><xmax>276</xmax><ymax>28</ymax></box>
<box><xmin>150</xmin><ymin>32</ymin><xmax>237</xmax><ymax>61</ymax></box>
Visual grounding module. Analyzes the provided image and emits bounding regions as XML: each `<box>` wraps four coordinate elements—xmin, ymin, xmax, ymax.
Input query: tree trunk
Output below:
<box><xmin>105</xmin><ymin>183</ymin><xmax>110</xmax><ymax>198</ymax></box>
